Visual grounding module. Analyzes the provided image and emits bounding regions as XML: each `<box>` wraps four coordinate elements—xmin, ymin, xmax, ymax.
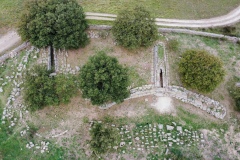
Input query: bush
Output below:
<box><xmin>179</xmin><ymin>50</ymin><xmax>225</xmax><ymax>93</ymax></box>
<box><xmin>24</xmin><ymin>65</ymin><xmax>57</xmax><ymax>110</ymax></box>
<box><xmin>228</xmin><ymin>77</ymin><xmax>240</xmax><ymax>111</ymax></box>
<box><xmin>24</xmin><ymin>65</ymin><xmax>78</xmax><ymax>110</ymax></box>
<box><xmin>79</xmin><ymin>51</ymin><xmax>130</xmax><ymax>105</ymax></box>
<box><xmin>55</xmin><ymin>74</ymin><xmax>78</xmax><ymax>104</ymax></box>
<box><xmin>18</xmin><ymin>0</ymin><xmax>89</xmax><ymax>49</ymax></box>
<box><xmin>89</xmin><ymin>123</ymin><xmax>120</xmax><ymax>155</ymax></box>
<box><xmin>112</xmin><ymin>6</ymin><xmax>158</xmax><ymax>49</ymax></box>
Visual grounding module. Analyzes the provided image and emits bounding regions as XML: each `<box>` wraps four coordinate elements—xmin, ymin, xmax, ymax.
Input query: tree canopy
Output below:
<box><xmin>79</xmin><ymin>51</ymin><xmax>130</xmax><ymax>105</ymax></box>
<box><xmin>18</xmin><ymin>0</ymin><xmax>89</xmax><ymax>49</ymax></box>
<box><xmin>178</xmin><ymin>50</ymin><xmax>225</xmax><ymax>93</ymax></box>
<box><xmin>112</xmin><ymin>6</ymin><xmax>158</xmax><ymax>49</ymax></box>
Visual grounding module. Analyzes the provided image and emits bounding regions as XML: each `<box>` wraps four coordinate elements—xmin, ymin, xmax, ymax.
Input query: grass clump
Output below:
<box><xmin>167</xmin><ymin>39</ymin><xmax>179</xmax><ymax>52</ymax></box>
<box><xmin>158</xmin><ymin>45</ymin><xmax>164</xmax><ymax>59</ymax></box>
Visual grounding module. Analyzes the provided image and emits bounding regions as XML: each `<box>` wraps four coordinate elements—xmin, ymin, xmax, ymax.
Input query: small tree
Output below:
<box><xmin>79</xmin><ymin>51</ymin><xmax>130</xmax><ymax>105</ymax></box>
<box><xmin>18</xmin><ymin>0</ymin><xmax>89</xmax><ymax>49</ymax></box>
<box><xmin>24</xmin><ymin>65</ymin><xmax>78</xmax><ymax>110</ymax></box>
<box><xmin>179</xmin><ymin>50</ymin><xmax>225</xmax><ymax>93</ymax></box>
<box><xmin>89</xmin><ymin>123</ymin><xmax>120</xmax><ymax>155</ymax></box>
<box><xmin>112</xmin><ymin>6</ymin><xmax>158</xmax><ymax>49</ymax></box>
<box><xmin>24</xmin><ymin>65</ymin><xmax>58</xmax><ymax>110</ymax></box>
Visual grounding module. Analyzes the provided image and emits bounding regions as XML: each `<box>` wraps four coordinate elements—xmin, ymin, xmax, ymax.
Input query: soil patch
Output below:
<box><xmin>151</xmin><ymin>96</ymin><xmax>176</xmax><ymax>114</ymax></box>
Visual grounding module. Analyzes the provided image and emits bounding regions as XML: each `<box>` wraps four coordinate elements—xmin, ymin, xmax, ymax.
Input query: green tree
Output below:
<box><xmin>179</xmin><ymin>50</ymin><xmax>225</xmax><ymax>93</ymax></box>
<box><xmin>112</xmin><ymin>6</ymin><xmax>158</xmax><ymax>49</ymax></box>
<box><xmin>24</xmin><ymin>65</ymin><xmax>58</xmax><ymax>110</ymax></box>
<box><xmin>79</xmin><ymin>51</ymin><xmax>130</xmax><ymax>105</ymax></box>
<box><xmin>18</xmin><ymin>0</ymin><xmax>89</xmax><ymax>49</ymax></box>
<box><xmin>89</xmin><ymin>123</ymin><xmax>120</xmax><ymax>155</ymax></box>
<box><xmin>24</xmin><ymin>65</ymin><xmax>79</xmax><ymax>110</ymax></box>
<box><xmin>55</xmin><ymin>74</ymin><xmax>78</xmax><ymax>104</ymax></box>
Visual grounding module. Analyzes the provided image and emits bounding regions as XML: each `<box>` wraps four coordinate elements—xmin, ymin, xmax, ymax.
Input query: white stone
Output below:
<box><xmin>166</xmin><ymin>125</ymin><xmax>174</xmax><ymax>131</ymax></box>
<box><xmin>120</xmin><ymin>142</ymin><xmax>125</xmax><ymax>147</ymax></box>
<box><xmin>135</xmin><ymin>137</ymin><xmax>140</xmax><ymax>141</ymax></box>
<box><xmin>75</xmin><ymin>66</ymin><xmax>80</xmax><ymax>71</ymax></box>
<box><xmin>0</xmin><ymin>87</ymin><xmax>3</xmax><ymax>93</ymax></box>
<box><xmin>158</xmin><ymin>124</ymin><xmax>163</xmax><ymax>130</ymax></box>
<box><xmin>177</xmin><ymin>126</ymin><xmax>182</xmax><ymax>132</ymax></box>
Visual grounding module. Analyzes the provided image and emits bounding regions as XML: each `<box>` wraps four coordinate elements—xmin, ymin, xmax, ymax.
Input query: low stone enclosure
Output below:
<box><xmin>102</xmin><ymin>41</ymin><xmax>226</xmax><ymax>120</ymax></box>
<box><xmin>0</xmin><ymin>28</ymin><xmax>231</xmax><ymax>157</ymax></box>
<box><xmin>1</xmin><ymin>29</ymin><xmax>228</xmax><ymax>121</ymax></box>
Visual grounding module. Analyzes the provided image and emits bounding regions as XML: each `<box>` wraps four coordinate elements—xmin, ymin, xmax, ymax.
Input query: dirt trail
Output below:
<box><xmin>86</xmin><ymin>5</ymin><xmax>240</xmax><ymax>28</ymax></box>
<box><xmin>0</xmin><ymin>31</ymin><xmax>21</xmax><ymax>54</ymax></box>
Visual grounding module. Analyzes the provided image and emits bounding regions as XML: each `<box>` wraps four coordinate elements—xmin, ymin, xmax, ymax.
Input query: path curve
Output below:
<box><xmin>86</xmin><ymin>5</ymin><xmax>240</xmax><ymax>28</ymax></box>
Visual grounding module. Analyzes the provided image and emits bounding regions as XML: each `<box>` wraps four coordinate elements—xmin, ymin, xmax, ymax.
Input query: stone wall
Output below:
<box><xmin>158</xmin><ymin>28</ymin><xmax>240</xmax><ymax>43</ymax></box>
<box><xmin>88</xmin><ymin>25</ymin><xmax>240</xmax><ymax>43</ymax></box>
<box><xmin>0</xmin><ymin>42</ymin><xmax>29</xmax><ymax>63</ymax></box>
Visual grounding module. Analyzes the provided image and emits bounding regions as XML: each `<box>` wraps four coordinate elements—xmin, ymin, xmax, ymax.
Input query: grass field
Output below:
<box><xmin>0</xmin><ymin>0</ymin><xmax>240</xmax><ymax>28</ymax></box>
<box><xmin>79</xmin><ymin>0</ymin><xmax>240</xmax><ymax>19</ymax></box>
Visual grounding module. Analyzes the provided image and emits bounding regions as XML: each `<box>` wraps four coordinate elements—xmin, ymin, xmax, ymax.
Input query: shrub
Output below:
<box><xmin>89</xmin><ymin>123</ymin><xmax>120</xmax><ymax>154</ymax></box>
<box><xmin>18</xmin><ymin>0</ymin><xmax>89</xmax><ymax>49</ymax></box>
<box><xmin>24</xmin><ymin>65</ymin><xmax>57</xmax><ymax>110</ymax></box>
<box><xmin>112</xmin><ymin>6</ymin><xmax>158</xmax><ymax>49</ymax></box>
<box><xmin>55</xmin><ymin>74</ymin><xmax>78</xmax><ymax>104</ymax></box>
<box><xmin>179</xmin><ymin>50</ymin><xmax>225</xmax><ymax>93</ymax></box>
<box><xmin>24</xmin><ymin>65</ymin><xmax>78</xmax><ymax>110</ymax></box>
<box><xmin>228</xmin><ymin>77</ymin><xmax>240</xmax><ymax>111</ymax></box>
<box><xmin>79</xmin><ymin>51</ymin><xmax>130</xmax><ymax>105</ymax></box>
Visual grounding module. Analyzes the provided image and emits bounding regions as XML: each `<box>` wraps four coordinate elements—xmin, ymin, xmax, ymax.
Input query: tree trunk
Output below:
<box><xmin>49</xmin><ymin>45</ymin><xmax>55</xmax><ymax>72</ymax></box>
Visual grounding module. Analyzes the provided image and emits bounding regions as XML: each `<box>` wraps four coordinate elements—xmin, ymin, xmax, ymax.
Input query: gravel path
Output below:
<box><xmin>86</xmin><ymin>5</ymin><xmax>240</xmax><ymax>28</ymax></box>
<box><xmin>0</xmin><ymin>31</ymin><xmax>21</xmax><ymax>54</ymax></box>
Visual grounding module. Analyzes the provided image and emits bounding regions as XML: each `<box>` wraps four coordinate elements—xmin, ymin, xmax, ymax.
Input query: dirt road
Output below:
<box><xmin>86</xmin><ymin>5</ymin><xmax>240</xmax><ymax>28</ymax></box>
<box><xmin>0</xmin><ymin>31</ymin><xmax>21</xmax><ymax>54</ymax></box>
<box><xmin>0</xmin><ymin>5</ymin><xmax>240</xmax><ymax>54</ymax></box>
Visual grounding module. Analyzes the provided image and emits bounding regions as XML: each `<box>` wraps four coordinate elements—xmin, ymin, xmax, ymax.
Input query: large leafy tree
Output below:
<box><xmin>79</xmin><ymin>51</ymin><xmax>130</xmax><ymax>105</ymax></box>
<box><xmin>112</xmin><ymin>6</ymin><xmax>158</xmax><ymax>49</ymax></box>
<box><xmin>18</xmin><ymin>0</ymin><xmax>89</xmax><ymax>49</ymax></box>
<box><xmin>179</xmin><ymin>50</ymin><xmax>225</xmax><ymax>93</ymax></box>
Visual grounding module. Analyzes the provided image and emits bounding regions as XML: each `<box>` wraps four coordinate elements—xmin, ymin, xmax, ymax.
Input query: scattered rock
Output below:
<box><xmin>120</xmin><ymin>142</ymin><xmax>125</xmax><ymax>147</ymax></box>
<box><xmin>166</xmin><ymin>125</ymin><xmax>174</xmax><ymax>131</ymax></box>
